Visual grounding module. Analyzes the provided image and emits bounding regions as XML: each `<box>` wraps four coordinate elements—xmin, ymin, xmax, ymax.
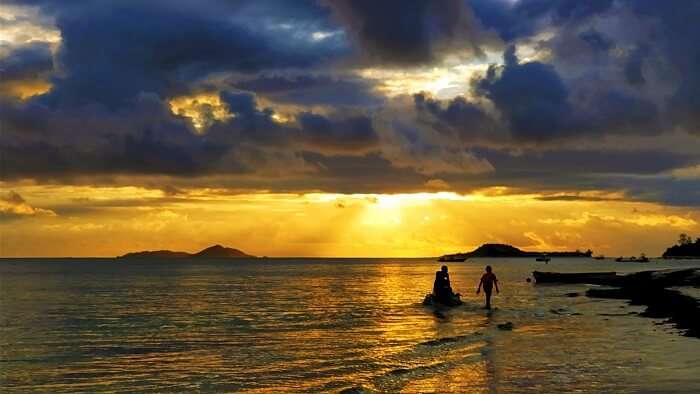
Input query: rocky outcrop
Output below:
<box><xmin>532</xmin><ymin>268</ymin><xmax>700</xmax><ymax>338</ymax></box>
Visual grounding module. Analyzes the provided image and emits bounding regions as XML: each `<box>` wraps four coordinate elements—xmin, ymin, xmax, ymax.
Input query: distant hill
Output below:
<box><xmin>118</xmin><ymin>250</ymin><xmax>192</xmax><ymax>259</ymax></box>
<box><xmin>663</xmin><ymin>238</ymin><xmax>700</xmax><ymax>258</ymax></box>
<box><xmin>191</xmin><ymin>244</ymin><xmax>252</xmax><ymax>258</ymax></box>
<box><xmin>118</xmin><ymin>244</ymin><xmax>254</xmax><ymax>259</ymax></box>
<box><xmin>439</xmin><ymin>243</ymin><xmax>592</xmax><ymax>260</ymax></box>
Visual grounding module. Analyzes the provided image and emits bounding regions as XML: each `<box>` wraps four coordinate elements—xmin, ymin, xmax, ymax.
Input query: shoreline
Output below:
<box><xmin>534</xmin><ymin>268</ymin><xmax>700</xmax><ymax>338</ymax></box>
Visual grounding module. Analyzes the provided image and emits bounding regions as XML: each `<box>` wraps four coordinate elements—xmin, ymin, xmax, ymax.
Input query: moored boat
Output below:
<box><xmin>438</xmin><ymin>255</ymin><xmax>466</xmax><ymax>262</ymax></box>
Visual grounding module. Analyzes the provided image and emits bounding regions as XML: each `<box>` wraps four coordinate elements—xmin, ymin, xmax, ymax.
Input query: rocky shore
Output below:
<box><xmin>533</xmin><ymin>268</ymin><xmax>700</xmax><ymax>338</ymax></box>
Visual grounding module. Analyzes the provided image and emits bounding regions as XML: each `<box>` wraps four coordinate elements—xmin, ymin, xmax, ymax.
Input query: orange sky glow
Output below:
<box><xmin>1</xmin><ymin>185</ymin><xmax>697</xmax><ymax>258</ymax></box>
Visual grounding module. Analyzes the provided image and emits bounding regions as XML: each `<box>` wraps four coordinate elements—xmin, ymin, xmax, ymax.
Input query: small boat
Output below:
<box><xmin>533</xmin><ymin>271</ymin><xmax>618</xmax><ymax>284</ymax></box>
<box><xmin>593</xmin><ymin>255</ymin><xmax>605</xmax><ymax>260</ymax></box>
<box><xmin>423</xmin><ymin>293</ymin><xmax>463</xmax><ymax>307</ymax></box>
<box><xmin>615</xmin><ymin>255</ymin><xmax>649</xmax><ymax>263</ymax></box>
<box><xmin>438</xmin><ymin>255</ymin><xmax>466</xmax><ymax>262</ymax></box>
<box><xmin>535</xmin><ymin>256</ymin><xmax>551</xmax><ymax>262</ymax></box>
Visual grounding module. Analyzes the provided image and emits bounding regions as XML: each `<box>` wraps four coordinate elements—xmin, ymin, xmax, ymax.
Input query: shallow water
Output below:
<box><xmin>1</xmin><ymin>258</ymin><xmax>699</xmax><ymax>393</ymax></box>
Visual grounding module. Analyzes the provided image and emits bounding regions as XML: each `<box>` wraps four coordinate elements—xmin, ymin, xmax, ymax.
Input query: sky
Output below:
<box><xmin>1</xmin><ymin>0</ymin><xmax>699</xmax><ymax>257</ymax></box>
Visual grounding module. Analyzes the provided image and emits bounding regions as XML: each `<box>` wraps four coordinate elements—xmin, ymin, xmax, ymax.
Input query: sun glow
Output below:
<box><xmin>359</xmin><ymin>64</ymin><xmax>487</xmax><ymax>99</ymax></box>
<box><xmin>1</xmin><ymin>185</ymin><xmax>698</xmax><ymax>258</ymax></box>
<box><xmin>357</xmin><ymin>47</ymin><xmax>505</xmax><ymax>99</ymax></box>
<box><xmin>168</xmin><ymin>92</ymin><xmax>233</xmax><ymax>131</ymax></box>
<box><xmin>0</xmin><ymin>78</ymin><xmax>52</xmax><ymax>100</ymax></box>
<box><xmin>0</xmin><ymin>4</ymin><xmax>62</xmax><ymax>45</ymax></box>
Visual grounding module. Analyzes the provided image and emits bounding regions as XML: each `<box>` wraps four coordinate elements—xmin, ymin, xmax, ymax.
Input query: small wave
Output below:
<box><xmin>338</xmin><ymin>385</ymin><xmax>375</xmax><ymax>394</ymax></box>
<box><xmin>417</xmin><ymin>332</ymin><xmax>483</xmax><ymax>347</ymax></box>
<box><xmin>388</xmin><ymin>361</ymin><xmax>446</xmax><ymax>376</ymax></box>
<box><xmin>370</xmin><ymin>351</ymin><xmax>484</xmax><ymax>392</ymax></box>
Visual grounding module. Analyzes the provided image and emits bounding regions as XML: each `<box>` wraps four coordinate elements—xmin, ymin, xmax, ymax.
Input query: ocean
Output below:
<box><xmin>1</xmin><ymin>257</ymin><xmax>699</xmax><ymax>393</ymax></box>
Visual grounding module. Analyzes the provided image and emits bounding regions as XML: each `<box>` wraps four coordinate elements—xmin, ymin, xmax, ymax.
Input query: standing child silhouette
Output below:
<box><xmin>476</xmin><ymin>265</ymin><xmax>499</xmax><ymax>309</ymax></box>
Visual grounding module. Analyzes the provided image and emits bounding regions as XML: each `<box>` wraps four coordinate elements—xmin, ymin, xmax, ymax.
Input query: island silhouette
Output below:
<box><xmin>118</xmin><ymin>244</ymin><xmax>254</xmax><ymax>259</ymax></box>
<box><xmin>662</xmin><ymin>234</ymin><xmax>700</xmax><ymax>259</ymax></box>
<box><xmin>439</xmin><ymin>243</ymin><xmax>592</xmax><ymax>261</ymax></box>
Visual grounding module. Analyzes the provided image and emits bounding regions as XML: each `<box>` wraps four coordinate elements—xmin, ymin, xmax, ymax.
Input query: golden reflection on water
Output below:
<box><xmin>401</xmin><ymin>360</ymin><xmax>491</xmax><ymax>394</ymax></box>
<box><xmin>2</xmin><ymin>258</ymin><xmax>700</xmax><ymax>392</ymax></box>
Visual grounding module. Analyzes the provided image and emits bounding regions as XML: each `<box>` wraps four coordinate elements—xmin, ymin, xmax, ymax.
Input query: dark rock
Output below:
<box><xmin>419</xmin><ymin>335</ymin><xmax>470</xmax><ymax>347</ymax></box>
<box><xmin>497</xmin><ymin>322</ymin><xmax>514</xmax><ymax>330</ymax></box>
<box><xmin>584</xmin><ymin>270</ymin><xmax>700</xmax><ymax>338</ymax></box>
<box><xmin>532</xmin><ymin>268</ymin><xmax>700</xmax><ymax>338</ymax></box>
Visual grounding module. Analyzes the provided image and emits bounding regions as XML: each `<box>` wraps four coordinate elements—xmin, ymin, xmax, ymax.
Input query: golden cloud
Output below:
<box><xmin>168</xmin><ymin>92</ymin><xmax>233</xmax><ymax>131</ymax></box>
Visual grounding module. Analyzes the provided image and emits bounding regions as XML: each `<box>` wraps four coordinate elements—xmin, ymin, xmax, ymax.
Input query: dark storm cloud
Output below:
<box><xmin>578</xmin><ymin>30</ymin><xmax>613</xmax><ymax>53</ymax></box>
<box><xmin>0</xmin><ymin>95</ymin><xmax>242</xmax><ymax>180</ymax></box>
<box><xmin>607</xmin><ymin>175</ymin><xmax>700</xmax><ymax>207</ymax></box>
<box><xmin>324</xmin><ymin>0</ymin><xmax>491</xmax><ymax>65</ymax></box>
<box><xmin>234</xmin><ymin>74</ymin><xmax>382</xmax><ymax>107</ymax></box>
<box><xmin>0</xmin><ymin>0</ymin><xmax>698</xmax><ymax>206</ymax></box>
<box><xmin>209</xmin><ymin>91</ymin><xmax>299</xmax><ymax>149</ymax></box>
<box><xmin>17</xmin><ymin>0</ymin><xmax>345</xmax><ymax>108</ymax></box>
<box><xmin>413</xmin><ymin>93</ymin><xmax>500</xmax><ymax>143</ymax></box>
<box><xmin>475</xmin><ymin>148</ymin><xmax>696</xmax><ymax>176</ymax></box>
<box><xmin>623</xmin><ymin>44</ymin><xmax>649</xmax><ymax>86</ymax></box>
<box><xmin>623</xmin><ymin>1</ymin><xmax>700</xmax><ymax>134</ymax></box>
<box><xmin>300</xmin><ymin>151</ymin><xmax>426</xmax><ymax>193</ymax></box>
<box><xmin>469</xmin><ymin>0</ymin><xmax>533</xmax><ymax>42</ymax></box>
<box><xmin>442</xmin><ymin>146</ymin><xmax>700</xmax><ymax>206</ymax></box>
<box><xmin>0</xmin><ymin>83</ymin><xmax>385</xmax><ymax>181</ymax></box>
<box><xmin>472</xmin><ymin>46</ymin><xmax>661</xmax><ymax>141</ymax></box>
<box><xmin>0</xmin><ymin>42</ymin><xmax>53</xmax><ymax>82</ymax></box>
<box><xmin>521</xmin><ymin>0</ymin><xmax>613</xmax><ymax>23</ymax></box>
<box><xmin>210</xmin><ymin>91</ymin><xmax>381</xmax><ymax>153</ymax></box>
<box><xmin>470</xmin><ymin>0</ymin><xmax>700</xmax><ymax>135</ymax></box>
<box><xmin>582</xmin><ymin>90</ymin><xmax>660</xmax><ymax>136</ymax></box>
<box><xmin>298</xmin><ymin>113</ymin><xmax>379</xmax><ymax>152</ymax></box>
<box><xmin>476</xmin><ymin>46</ymin><xmax>575</xmax><ymax>141</ymax></box>
<box><xmin>470</xmin><ymin>0</ymin><xmax>613</xmax><ymax>42</ymax></box>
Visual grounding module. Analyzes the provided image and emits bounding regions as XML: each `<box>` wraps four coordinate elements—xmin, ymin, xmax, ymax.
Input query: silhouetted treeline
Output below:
<box><xmin>662</xmin><ymin>234</ymin><xmax>700</xmax><ymax>258</ymax></box>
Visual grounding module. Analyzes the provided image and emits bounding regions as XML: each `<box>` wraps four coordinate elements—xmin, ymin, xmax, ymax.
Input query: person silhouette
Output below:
<box><xmin>433</xmin><ymin>265</ymin><xmax>454</xmax><ymax>303</ymax></box>
<box><xmin>476</xmin><ymin>265</ymin><xmax>499</xmax><ymax>309</ymax></box>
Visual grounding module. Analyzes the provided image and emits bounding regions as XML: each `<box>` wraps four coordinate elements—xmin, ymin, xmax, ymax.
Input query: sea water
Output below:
<box><xmin>1</xmin><ymin>258</ymin><xmax>699</xmax><ymax>392</ymax></box>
